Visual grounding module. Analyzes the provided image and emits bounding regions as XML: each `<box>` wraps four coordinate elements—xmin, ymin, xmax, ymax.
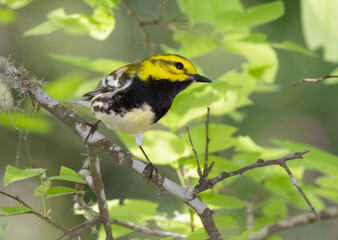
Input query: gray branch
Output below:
<box><xmin>249</xmin><ymin>206</ymin><xmax>338</xmax><ymax>240</ymax></box>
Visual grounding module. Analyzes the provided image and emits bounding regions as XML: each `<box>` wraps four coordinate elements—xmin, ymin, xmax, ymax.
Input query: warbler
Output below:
<box><xmin>81</xmin><ymin>54</ymin><xmax>211</xmax><ymax>177</ymax></box>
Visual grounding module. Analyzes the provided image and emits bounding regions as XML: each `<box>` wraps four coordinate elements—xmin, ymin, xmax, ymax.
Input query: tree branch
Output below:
<box><xmin>86</xmin><ymin>144</ymin><xmax>114</xmax><ymax>239</ymax></box>
<box><xmin>293</xmin><ymin>74</ymin><xmax>338</xmax><ymax>86</ymax></box>
<box><xmin>249</xmin><ymin>206</ymin><xmax>338</xmax><ymax>240</ymax></box>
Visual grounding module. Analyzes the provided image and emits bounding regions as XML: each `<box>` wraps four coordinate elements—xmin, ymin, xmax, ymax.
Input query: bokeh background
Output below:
<box><xmin>0</xmin><ymin>0</ymin><xmax>337</xmax><ymax>239</ymax></box>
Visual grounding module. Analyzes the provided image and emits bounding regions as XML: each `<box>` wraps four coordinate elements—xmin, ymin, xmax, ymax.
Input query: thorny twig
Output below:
<box><xmin>293</xmin><ymin>74</ymin><xmax>338</xmax><ymax>86</ymax></box>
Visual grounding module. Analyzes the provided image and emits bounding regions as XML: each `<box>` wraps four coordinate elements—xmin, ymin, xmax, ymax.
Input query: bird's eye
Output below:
<box><xmin>175</xmin><ymin>62</ymin><xmax>184</xmax><ymax>70</ymax></box>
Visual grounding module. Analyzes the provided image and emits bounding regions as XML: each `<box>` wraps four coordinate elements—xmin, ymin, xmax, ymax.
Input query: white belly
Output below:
<box><xmin>93</xmin><ymin>104</ymin><xmax>155</xmax><ymax>134</ymax></box>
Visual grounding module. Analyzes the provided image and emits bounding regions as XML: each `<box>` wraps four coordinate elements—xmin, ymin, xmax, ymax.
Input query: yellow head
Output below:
<box><xmin>136</xmin><ymin>54</ymin><xmax>211</xmax><ymax>83</ymax></box>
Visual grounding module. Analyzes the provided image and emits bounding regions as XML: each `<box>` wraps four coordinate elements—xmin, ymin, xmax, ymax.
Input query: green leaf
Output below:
<box><xmin>4</xmin><ymin>165</ymin><xmax>45</xmax><ymax>186</ymax></box>
<box><xmin>272</xmin><ymin>139</ymin><xmax>338</xmax><ymax>176</ymax></box>
<box><xmin>34</xmin><ymin>179</ymin><xmax>51</xmax><ymax>197</ymax></box>
<box><xmin>237</xmin><ymin>1</ymin><xmax>284</xmax><ymax>28</ymax></box>
<box><xmin>271</xmin><ymin>41</ymin><xmax>316</xmax><ymax>57</ymax></box>
<box><xmin>50</xmin><ymin>54</ymin><xmax>128</xmax><ymax>74</ymax></box>
<box><xmin>0</xmin><ymin>206</ymin><xmax>31</xmax><ymax>216</ymax></box>
<box><xmin>2</xmin><ymin>0</ymin><xmax>33</xmax><ymax>9</ymax></box>
<box><xmin>118</xmin><ymin>130</ymin><xmax>190</xmax><ymax>165</ymax></box>
<box><xmin>24</xmin><ymin>21</ymin><xmax>59</xmax><ymax>36</ymax></box>
<box><xmin>200</xmin><ymin>193</ymin><xmax>246</xmax><ymax>209</ymax></box>
<box><xmin>45</xmin><ymin>187</ymin><xmax>83</xmax><ymax>197</ymax></box>
<box><xmin>49</xmin><ymin>166</ymin><xmax>86</xmax><ymax>184</ymax></box>
<box><xmin>177</xmin><ymin>0</ymin><xmax>244</xmax><ymax>24</ymax></box>
<box><xmin>185</xmin><ymin>228</ymin><xmax>208</xmax><ymax>240</ymax></box>
<box><xmin>223</xmin><ymin>40</ymin><xmax>278</xmax><ymax>83</ymax></box>
<box><xmin>0</xmin><ymin>8</ymin><xmax>16</xmax><ymax>24</ymax></box>
<box><xmin>181</xmin><ymin>123</ymin><xmax>237</xmax><ymax>154</ymax></box>
<box><xmin>0</xmin><ymin>112</ymin><xmax>52</xmax><ymax>134</ymax></box>
<box><xmin>301</xmin><ymin>0</ymin><xmax>338</xmax><ymax>62</ymax></box>
<box><xmin>84</xmin><ymin>0</ymin><xmax>118</xmax><ymax>11</ymax></box>
<box><xmin>230</xmin><ymin>231</ymin><xmax>252</xmax><ymax>240</ymax></box>
<box><xmin>216</xmin><ymin>1</ymin><xmax>284</xmax><ymax>29</ymax></box>
<box><xmin>167</xmin><ymin>30</ymin><xmax>219</xmax><ymax>58</ymax></box>
<box><xmin>25</xmin><ymin>7</ymin><xmax>115</xmax><ymax>40</ymax></box>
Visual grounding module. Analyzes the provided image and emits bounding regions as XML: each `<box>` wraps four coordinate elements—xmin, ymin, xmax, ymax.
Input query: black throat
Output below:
<box><xmin>92</xmin><ymin>76</ymin><xmax>193</xmax><ymax>123</ymax></box>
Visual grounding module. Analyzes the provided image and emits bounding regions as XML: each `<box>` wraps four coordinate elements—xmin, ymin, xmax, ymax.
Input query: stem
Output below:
<box><xmin>176</xmin><ymin>167</ymin><xmax>187</xmax><ymax>188</ymax></box>
<box><xmin>40</xmin><ymin>174</ymin><xmax>48</xmax><ymax>215</ymax></box>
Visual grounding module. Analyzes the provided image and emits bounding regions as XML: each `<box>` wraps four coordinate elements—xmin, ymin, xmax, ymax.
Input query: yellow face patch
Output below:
<box><xmin>137</xmin><ymin>54</ymin><xmax>198</xmax><ymax>82</ymax></box>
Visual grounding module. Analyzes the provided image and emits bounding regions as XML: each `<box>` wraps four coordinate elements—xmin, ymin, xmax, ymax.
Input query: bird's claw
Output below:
<box><xmin>143</xmin><ymin>162</ymin><xmax>158</xmax><ymax>183</ymax></box>
<box><xmin>84</xmin><ymin>120</ymin><xmax>101</xmax><ymax>144</ymax></box>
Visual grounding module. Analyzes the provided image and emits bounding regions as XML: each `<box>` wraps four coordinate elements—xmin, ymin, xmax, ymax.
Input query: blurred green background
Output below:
<box><xmin>0</xmin><ymin>0</ymin><xmax>337</xmax><ymax>239</ymax></box>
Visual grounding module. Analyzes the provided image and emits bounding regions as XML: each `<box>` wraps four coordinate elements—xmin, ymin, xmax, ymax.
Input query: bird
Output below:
<box><xmin>80</xmin><ymin>54</ymin><xmax>211</xmax><ymax>178</ymax></box>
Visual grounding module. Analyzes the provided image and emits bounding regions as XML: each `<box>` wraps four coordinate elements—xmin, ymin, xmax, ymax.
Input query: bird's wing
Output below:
<box><xmin>83</xmin><ymin>65</ymin><xmax>132</xmax><ymax>100</ymax></box>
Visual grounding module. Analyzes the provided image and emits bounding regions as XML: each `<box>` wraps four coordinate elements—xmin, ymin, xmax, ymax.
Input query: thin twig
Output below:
<box><xmin>87</xmin><ymin>144</ymin><xmax>114</xmax><ymax>240</ymax></box>
<box><xmin>57</xmin><ymin>219</ymin><xmax>99</xmax><ymax>240</ymax></box>
<box><xmin>249</xmin><ymin>206</ymin><xmax>338</xmax><ymax>240</ymax></box>
<box><xmin>186</xmin><ymin>126</ymin><xmax>203</xmax><ymax>179</ymax></box>
<box><xmin>246</xmin><ymin>180</ymin><xmax>266</xmax><ymax>231</ymax></box>
<box><xmin>280</xmin><ymin>162</ymin><xmax>320</xmax><ymax>220</ymax></box>
<box><xmin>140</xmin><ymin>0</ymin><xmax>168</xmax><ymax>26</ymax></box>
<box><xmin>14</xmin><ymin>127</ymin><xmax>23</xmax><ymax>167</ymax></box>
<box><xmin>202</xmin><ymin>107</ymin><xmax>214</xmax><ymax>180</ymax></box>
<box><xmin>109</xmin><ymin>218</ymin><xmax>186</xmax><ymax>239</ymax></box>
<box><xmin>0</xmin><ymin>190</ymin><xmax>68</xmax><ymax>234</ymax></box>
<box><xmin>120</xmin><ymin>0</ymin><xmax>156</xmax><ymax>56</ymax></box>
<box><xmin>293</xmin><ymin>74</ymin><xmax>338</xmax><ymax>86</ymax></box>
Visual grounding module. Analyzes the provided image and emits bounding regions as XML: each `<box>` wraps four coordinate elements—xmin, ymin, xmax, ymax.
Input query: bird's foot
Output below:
<box><xmin>83</xmin><ymin>120</ymin><xmax>101</xmax><ymax>144</ymax></box>
<box><xmin>143</xmin><ymin>162</ymin><xmax>158</xmax><ymax>183</ymax></box>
